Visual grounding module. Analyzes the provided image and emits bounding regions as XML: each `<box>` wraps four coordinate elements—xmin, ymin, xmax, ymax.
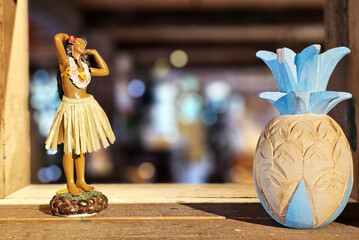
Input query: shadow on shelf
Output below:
<box><xmin>182</xmin><ymin>202</ymin><xmax>359</xmax><ymax>228</ymax></box>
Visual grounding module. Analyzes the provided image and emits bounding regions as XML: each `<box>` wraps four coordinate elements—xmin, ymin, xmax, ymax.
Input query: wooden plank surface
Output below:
<box><xmin>0</xmin><ymin>218</ymin><xmax>357</xmax><ymax>240</ymax></box>
<box><xmin>0</xmin><ymin>204</ymin><xmax>225</xmax><ymax>220</ymax></box>
<box><xmin>0</xmin><ymin>203</ymin><xmax>357</xmax><ymax>239</ymax></box>
<box><xmin>0</xmin><ymin>184</ymin><xmax>358</xmax><ymax>239</ymax></box>
<box><xmin>0</xmin><ymin>184</ymin><xmax>259</xmax><ymax>204</ymax></box>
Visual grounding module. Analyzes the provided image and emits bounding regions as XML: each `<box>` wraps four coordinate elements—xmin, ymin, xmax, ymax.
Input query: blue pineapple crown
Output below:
<box><xmin>257</xmin><ymin>44</ymin><xmax>351</xmax><ymax>115</ymax></box>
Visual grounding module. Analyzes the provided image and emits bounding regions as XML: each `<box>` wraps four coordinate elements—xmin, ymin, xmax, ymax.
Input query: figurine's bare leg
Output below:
<box><xmin>75</xmin><ymin>153</ymin><xmax>94</xmax><ymax>192</ymax></box>
<box><xmin>63</xmin><ymin>153</ymin><xmax>82</xmax><ymax>195</ymax></box>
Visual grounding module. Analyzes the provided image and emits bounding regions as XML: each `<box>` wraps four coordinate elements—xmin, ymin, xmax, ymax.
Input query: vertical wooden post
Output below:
<box><xmin>347</xmin><ymin>0</ymin><xmax>359</xmax><ymax>200</ymax></box>
<box><xmin>0</xmin><ymin>0</ymin><xmax>17</xmax><ymax>198</ymax></box>
<box><xmin>324</xmin><ymin>0</ymin><xmax>359</xmax><ymax>200</ymax></box>
<box><xmin>0</xmin><ymin>0</ymin><xmax>30</xmax><ymax>198</ymax></box>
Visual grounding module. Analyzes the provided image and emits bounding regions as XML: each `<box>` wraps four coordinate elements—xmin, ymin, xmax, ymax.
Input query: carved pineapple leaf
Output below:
<box><xmin>332</xmin><ymin>139</ymin><xmax>343</xmax><ymax>163</ymax></box>
<box><xmin>273</xmin><ymin>160</ymin><xmax>288</xmax><ymax>181</ymax></box>
<box><xmin>269</xmin><ymin>172</ymin><xmax>282</xmax><ymax>187</ymax></box>
<box><xmin>314</xmin><ymin>142</ymin><xmax>332</xmax><ymax>162</ymax></box>
<box><xmin>312</xmin><ymin>168</ymin><xmax>334</xmax><ymax>190</ymax></box>
<box><xmin>280</xmin><ymin>151</ymin><xmax>296</xmax><ymax>163</ymax></box>
<box><xmin>313</xmin><ymin>119</ymin><xmax>322</xmax><ymax>133</ymax></box>
<box><xmin>273</xmin><ymin>139</ymin><xmax>286</xmax><ymax>151</ymax></box>
<box><xmin>318</xmin><ymin>130</ymin><xmax>328</xmax><ymax>139</ymax></box>
<box><xmin>263</xmin><ymin>129</ymin><xmax>269</xmax><ymax>139</ymax></box>
<box><xmin>303</xmin><ymin>143</ymin><xmax>315</xmax><ymax>159</ymax></box>
<box><xmin>273</xmin><ymin>149</ymin><xmax>282</xmax><ymax>160</ymax></box>
<box><xmin>260</xmin><ymin>150</ymin><xmax>266</xmax><ymax>159</ymax></box>
<box><xmin>334</xmin><ymin>148</ymin><xmax>342</xmax><ymax>161</ymax></box>
<box><xmin>258</xmin><ymin>163</ymin><xmax>272</xmax><ymax>175</ymax></box>
<box><xmin>261</xmin><ymin>177</ymin><xmax>271</xmax><ymax>188</ymax></box>
<box><xmin>268</xmin><ymin>119</ymin><xmax>281</xmax><ymax>134</ymax></box>
<box><xmin>333</xmin><ymin>172</ymin><xmax>346</xmax><ymax>189</ymax></box>
<box><xmin>293</xmin><ymin>130</ymin><xmax>304</xmax><ymax>139</ymax></box>
<box><xmin>312</xmin><ymin>167</ymin><xmax>345</xmax><ymax>190</ymax></box>
<box><xmin>279</xmin><ymin>127</ymin><xmax>287</xmax><ymax>139</ymax></box>
<box><xmin>289</xmin><ymin>119</ymin><xmax>301</xmax><ymax>134</ymax></box>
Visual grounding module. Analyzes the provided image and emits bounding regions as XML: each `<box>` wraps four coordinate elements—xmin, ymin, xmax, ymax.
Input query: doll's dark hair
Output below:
<box><xmin>57</xmin><ymin>39</ymin><xmax>91</xmax><ymax>99</ymax></box>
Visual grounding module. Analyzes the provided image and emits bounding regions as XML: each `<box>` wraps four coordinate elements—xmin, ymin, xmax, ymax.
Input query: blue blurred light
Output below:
<box><xmin>46</xmin><ymin>149</ymin><xmax>58</xmax><ymax>155</ymax></box>
<box><xmin>177</xmin><ymin>93</ymin><xmax>203</xmax><ymax>125</ymax></box>
<box><xmin>47</xmin><ymin>165</ymin><xmax>62</xmax><ymax>181</ymax></box>
<box><xmin>39</xmin><ymin>165</ymin><xmax>62</xmax><ymax>183</ymax></box>
<box><xmin>179</xmin><ymin>75</ymin><xmax>199</xmax><ymax>92</ymax></box>
<box><xmin>45</xmin><ymin>167</ymin><xmax>55</xmax><ymax>182</ymax></box>
<box><xmin>33</xmin><ymin>69</ymin><xmax>49</xmax><ymax>85</ymax></box>
<box><xmin>211</xmin><ymin>99</ymin><xmax>228</xmax><ymax>114</ymax></box>
<box><xmin>128</xmin><ymin>79</ymin><xmax>146</xmax><ymax>98</ymax></box>
<box><xmin>38</xmin><ymin>167</ymin><xmax>51</xmax><ymax>183</ymax></box>
<box><xmin>201</xmin><ymin>108</ymin><xmax>218</xmax><ymax>126</ymax></box>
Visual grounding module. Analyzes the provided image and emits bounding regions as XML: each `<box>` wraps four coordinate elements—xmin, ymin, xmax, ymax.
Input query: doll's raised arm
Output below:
<box><xmin>54</xmin><ymin>33</ymin><xmax>69</xmax><ymax>65</ymax></box>
<box><xmin>87</xmin><ymin>49</ymin><xmax>109</xmax><ymax>77</ymax></box>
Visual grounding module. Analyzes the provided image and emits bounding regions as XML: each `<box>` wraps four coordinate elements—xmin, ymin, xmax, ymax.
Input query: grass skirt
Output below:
<box><xmin>45</xmin><ymin>95</ymin><xmax>115</xmax><ymax>155</ymax></box>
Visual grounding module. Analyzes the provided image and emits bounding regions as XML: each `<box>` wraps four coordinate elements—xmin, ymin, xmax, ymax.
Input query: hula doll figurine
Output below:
<box><xmin>46</xmin><ymin>33</ymin><xmax>115</xmax><ymax>216</ymax></box>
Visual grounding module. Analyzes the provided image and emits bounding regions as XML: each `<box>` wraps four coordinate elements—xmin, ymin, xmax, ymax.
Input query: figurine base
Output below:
<box><xmin>49</xmin><ymin>190</ymin><xmax>108</xmax><ymax>216</ymax></box>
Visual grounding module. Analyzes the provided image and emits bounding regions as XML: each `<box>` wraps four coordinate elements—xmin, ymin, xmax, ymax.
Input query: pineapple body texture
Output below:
<box><xmin>255</xmin><ymin>44</ymin><xmax>352</xmax><ymax>229</ymax></box>
<box><xmin>254</xmin><ymin>113</ymin><xmax>353</xmax><ymax>228</ymax></box>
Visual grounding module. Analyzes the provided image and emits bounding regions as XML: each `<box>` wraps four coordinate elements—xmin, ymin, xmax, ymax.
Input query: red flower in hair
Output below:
<box><xmin>68</xmin><ymin>35</ymin><xmax>77</xmax><ymax>44</ymax></box>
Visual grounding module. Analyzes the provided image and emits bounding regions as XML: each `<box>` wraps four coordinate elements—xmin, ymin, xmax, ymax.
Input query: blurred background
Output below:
<box><xmin>29</xmin><ymin>0</ymin><xmax>324</xmax><ymax>184</ymax></box>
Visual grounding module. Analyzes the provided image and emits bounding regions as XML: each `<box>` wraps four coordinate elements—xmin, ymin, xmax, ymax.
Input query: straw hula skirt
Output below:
<box><xmin>45</xmin><ymin>95</ymin><xmax>115</xmax><ymax>155</ymax></box>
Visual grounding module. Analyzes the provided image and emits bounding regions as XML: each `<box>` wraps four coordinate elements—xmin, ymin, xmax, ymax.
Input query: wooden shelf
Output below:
<box><xmin>0</xmin><ymin>183</ymin><xmax>258</xmax><ymax>205</ymax></box>
<box><xmin>0</xmin><ymin>184</ymin><xmax>358</xmax><ymax>238</ymax></box>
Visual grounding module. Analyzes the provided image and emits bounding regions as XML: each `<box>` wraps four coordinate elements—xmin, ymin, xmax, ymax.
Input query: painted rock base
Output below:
<box><xmin>49</xmin><ymin>190</ymin><xmax>108</xmax><ymax>216</ymax></box>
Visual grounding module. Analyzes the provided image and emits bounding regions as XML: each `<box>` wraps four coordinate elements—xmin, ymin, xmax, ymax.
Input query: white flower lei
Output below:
<box><xmin>69</xmin><ymin>56</ymin><xmax>91</xmax><ymax>89</ymax></box>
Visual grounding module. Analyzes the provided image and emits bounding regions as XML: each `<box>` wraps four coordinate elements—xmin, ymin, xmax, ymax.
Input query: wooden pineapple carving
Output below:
<box><xmin>254</xmin><ymin>45</ymin><xmax>353</xmax><ymax>229</ymax></box>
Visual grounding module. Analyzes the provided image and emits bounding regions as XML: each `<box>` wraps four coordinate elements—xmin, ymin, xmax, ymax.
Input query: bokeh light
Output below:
<box><xmin>200</xmin><ymin>108</ymin><xmax>218</xmax><ymax>126</ymax></box>
<box><xmin>147</xmin><ymin>82</ymin><xmax>180</xmax><ymax>147</ymax></box>
<box><xmin>33</xmin><ymin>69</ymin><xmax>49</xmax><ymax>84</ymax></box>
<box><xmin>154</xmin><ymin>57</ymin><xmax>171</xmax><ymax>77</ymax></box>
<box><xmin>47</xmin><ymin>165</ymin><xmax>62</xmax><ymax>181</ymax></box>
<box><xmin>30</xmin><ymin>70</ymin><xmax>61</xmax><ymax>138</ymax></box>
<box><xmin>38</xmin><ymin>167</ymin><xmax>50</xmax><ymax>183</ymax></box>
<box><xmin>163</xmin><ymin>131</ymin><xmax>180</xmax><ymax>144</ymax></box>
<box><xmin>138</xmin><ymin>162</ymin><xmax>156</xmax><ymax>180</ymax></box>
<box><xmin>38</xmin><ymin>165</ymin><xmax>62</xmax><ymax>183</ymax></box>
<box><xmin>205</xmin><ymin>81</ymin><xmax>230</xmax><ymax>101</ymax></box>
<box><xmin>177</xmin><ymin>93</ymin><xmax>203</xmax><ymax>125</ymax></box>
<box><xmin>46</xmin><ymin>149</ymin><xmax>58</xmax><ymax>155</ymax></box>
<box><xmin>152</xmin><ymin>83</ymin><xmax>178</xmax><ymax>133</ymax></box>
<box><xmin>127</xmin><ymin>79</ymin><xmax>146</xmax><ymax>98</ymax></box>
<box><xmin>179</xmin><ymin>75</ymin><xmax>199</xmax><ymax>92</ymax></box>
<box><xmin>170</xmin><ymin>50</ymin><xmax>188</xmax><ymax>68</ymax></box>
<box><xmin>205</xmin><ymin>81</ymin><xmax>231</xmax><ymax>113</ymax></box>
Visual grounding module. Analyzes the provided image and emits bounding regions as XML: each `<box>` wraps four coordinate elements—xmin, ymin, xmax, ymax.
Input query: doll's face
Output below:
<box><xmin>72</xmin><ymin>38</ymin><xmax>86</xmax><ymax>55</ymax></box>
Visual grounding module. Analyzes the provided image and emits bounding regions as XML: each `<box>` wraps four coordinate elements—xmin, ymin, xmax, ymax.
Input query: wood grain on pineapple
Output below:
<box><xmin>254</xmin><ymin>113</ymin><xmax>352</xmax><ymax>226</ymax></box>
